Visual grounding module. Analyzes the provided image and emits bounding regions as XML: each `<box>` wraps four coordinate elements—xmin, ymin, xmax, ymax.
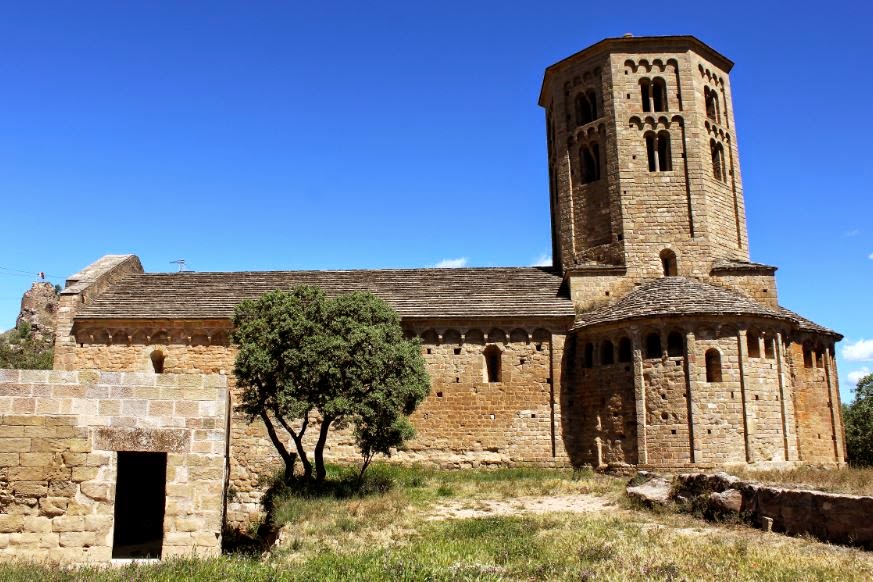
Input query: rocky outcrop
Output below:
<box><xmin>15</xmin><ymin>282</ymin><xmax>58</xmax><ymax>340</ymax></box>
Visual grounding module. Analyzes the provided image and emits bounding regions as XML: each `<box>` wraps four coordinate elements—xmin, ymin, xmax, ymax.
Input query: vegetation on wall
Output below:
<box><xmin>0</xmin><ymin>321</ymin><xmax>53</xmax><ymax>370</ymax></box>
<box><xmin>844</xmin><ymin>373</ymin><xmax>873</xmax><ymax>467</ymax></box>
<box><xmin>231</xmin><ymin>286</ymin><xmax>430</xmax><ymax>483</ymax></box>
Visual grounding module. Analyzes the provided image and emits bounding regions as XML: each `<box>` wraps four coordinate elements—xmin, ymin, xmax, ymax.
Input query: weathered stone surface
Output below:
<box><xmin>626</xmin><ymin>472</ymin><xmax>672</xmax><ymax>506</ymax></box>
<box><xmin>94</xmin><ymin>427</ymin><xmax>190</xmax><ymax>453</ymax></box>
<box><xmin>708</xmin><ymin>489</ymin><xmax>743</xmax><ymax>513</ymax></box>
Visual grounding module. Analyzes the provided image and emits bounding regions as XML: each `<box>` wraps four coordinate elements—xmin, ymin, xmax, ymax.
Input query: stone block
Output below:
<box><xmin>79</xmin><ymin>482</ymin><xmax>110</xmax><ymax>502</ymax></box>
<box><xmin>59</xmin><ymin>531</ymin><xmax>96</xmax><ymax>548</ymax></box>
<box><xmin>20</xmin><ymin>452</ymin><xmax>54</xmax><ymax>467</ymax></box>
<box><xmin>98</xmin><ymin>400</ymin><xmax>121</xmax><ymax>416</ymax></box>
<box><xmin>94</xmin><ymin>427</ymin><xmax>190</xmax><ymax>453</ymax></box>
<box><xmin>0</xmin><ymin>384</ymin><xmax>33</xmax><ymax>397</ymax></box>
<box><xmin>51</xmin><ymin>516</ymin><xmax>86</xmax><ymax>533</ymax></box>
<box><xmin>13</xmin><ymin>481</ymin><xmax>49</xmax><ymax>498</ymax></box>
<box><xmin>0</xmin><ymin>425</ymin><xmax>24</xmax><ymax>438</ymax></box>
<box><xmin>0</xmin><ymin>453</ymin><xmax>18</xmax><ymax>466</ymax></box>
<box><xmin>2</xmin><ymin>414</ymin><xmax>43</xmax><ymax>426</ymax></box>
<box><xmin>10</xmin><ymin>531</ymin><xmax>58</xmax><ymax>549</ymax></box>
<box><xmin>48</xmin><ymin>480</ymin><xmax>77</xmax><ymax>497</ymax></box>
<box><xmin>0</xmin><ymin>438</ymin><xmax>32</xmax><ymax>453</ymax></box>
<box><xmin>72</xmin><ymin>466</ymin><xmax>99</xmax><ymax>482</ymax></box>
<box><xmin>39</xmin><ymin>497</ymin><xmax>69</xmax><ymax>518</ymax></box>
<box><xmin>62</xmin><ymin>452</ymin><xmax>87</xmax><ymax>466</ymax></box>
<box><xmin>10</xmin><ymin>397</ymin><xmax>36</xmax><ymax>414</ymax></box>
<box><xmin>52</xmin><ymin>385</ymin><xmax>86</xmax><ymax>398</ymax></box>
<box><xmin>19</xmin><ymin>370</ymin><xmax>49</xmax><ymax>384</ymax></box>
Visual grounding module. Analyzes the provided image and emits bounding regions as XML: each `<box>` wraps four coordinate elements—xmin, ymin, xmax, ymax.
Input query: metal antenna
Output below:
<box><xmin>170</xmin><ymin>259</ymin><xmax>187</xmax><ymax>273</ymax></box>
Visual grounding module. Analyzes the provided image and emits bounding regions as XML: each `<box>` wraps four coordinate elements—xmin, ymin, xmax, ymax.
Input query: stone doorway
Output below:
<box><xmin>111</xmin><ymin>451</ymin><xmax>167</xmax><ymax>559</ymax></box>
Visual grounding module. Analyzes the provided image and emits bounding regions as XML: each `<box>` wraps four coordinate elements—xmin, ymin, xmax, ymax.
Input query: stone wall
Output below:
<box><xmin>0</xmin><ymin>369</ymin><xmax>227</xmax><ymax>562</ymax></box>
<box><xmin>571</xmin><ymin>319</ymin><xmax>843</xmax><ymax>470</ymax></box>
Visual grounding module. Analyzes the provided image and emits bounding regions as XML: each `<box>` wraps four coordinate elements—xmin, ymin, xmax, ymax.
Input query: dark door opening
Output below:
<box><xmin>112</xmin><ymin>451</ymin><xmax>167</xmax><ymax>559</ymax></box>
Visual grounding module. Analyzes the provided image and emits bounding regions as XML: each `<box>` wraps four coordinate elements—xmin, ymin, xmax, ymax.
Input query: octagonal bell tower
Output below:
<box><xmin>540</xmin><ymin>35</ymin><xmax>749</xmax><ymax>280</ymax></box>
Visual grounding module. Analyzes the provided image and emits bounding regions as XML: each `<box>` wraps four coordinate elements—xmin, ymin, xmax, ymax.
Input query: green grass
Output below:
<box><xmin>1</xmin><ymin>463</ymin><xmax>872</xmax><ymax>581</ymax></box>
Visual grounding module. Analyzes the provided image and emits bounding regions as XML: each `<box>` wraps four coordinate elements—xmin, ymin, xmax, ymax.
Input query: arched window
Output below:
<box><xmin>765</xmin><ymin>338</ymin><xmax>775</xmax><ymax>359</ymax></box>
<box><xmin>704</xmin><ymin>87</ymin><xmax>720</xmax><ymax>123</ymax></box>
<box><xmin>667</xmin><ymin>331</ymin><xmax>684</xmax><ymax>357</ymax></box>
<box><xmin>575</xmin><ymin>92</ymin><xmax>596</xmax><ymax>126</ymax></box>
<box><xmin>660</xmin><ymin>249</ymin><xmax>677</xmax><ymax>277</ymax></box>
<box><xmin>645</xmin><ymin>132</ymin><xmax>657</xmax><ymax>172</ymax></box>
<box><xmin>640</xmin><ymin>78</ymin><xmax>652</xmax><ymax>112</ymax></box>
<box><xmin>600</xmin><ymin>340</ymin><xmax>614</xmax><ymax>365</ymax></box>
<box><xmin>802</xmin><ymin>343</ymin><xmax>813</xmax><ymax>368</ymax></box>
<box><xmin>583</xmin><ymin>342</ymin><xmax>594</xmax><ymax>369</ymax></box>
<box><xmin>586</xmin><ymin>89</ymin><xmax>598</xmax><ymax>119</ymax></box>
<box><xmin>657</xmin><ymin>131</ymin><xmax>672</xmax><ymax>171</ymax></box>
<box><xmin>645</xmin><ymin>333</ymin><xmax>662</xmax><ymax>359</ymax></box>
<box><xmin>580</xmin><ymin>142</ymin><xmax>601</xmax><ymax>184</ymax></box>
<box><xmin>646</xmin><ymin>132</ymin><xmax>672</xmax><ymax>172</ymax></box>
<box><xmin>710</xmin><ymin>139</ymin><xmax>726</xmax><ymax>182</ymax></box>
<box><xmin>618</xmin><ymin>337</ymin><xmax>632</xmax><ymax>363</ymax></box>
<box><xmin>150</xmin><ymin>350</ymin><xmax>165</xmax><ymax>374</ymax></box>
<box><xmin>483</xmin><ymin>345</ymin><xmax>502</xmax><ymax>382</ymax></box>
<box><xmin>652</xmin><ymin>77</ymin><xmax>668</xmax><ymax>112</ymax></box>
<box><xmin>746</xmin><ymin>332</ymin><xmax>761</xmax><ymax>358</ymax></box>
<box><xmin>705</xmin><ymin>349</ymin><xmax>722</xmax><ymax>382</ymax></box>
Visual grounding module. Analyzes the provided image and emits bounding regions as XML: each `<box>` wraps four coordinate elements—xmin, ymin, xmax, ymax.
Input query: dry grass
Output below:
<box><xmin>728</xmin><ymin>465</ymin><xmax>873</xmax><ymax>496</ymax></box>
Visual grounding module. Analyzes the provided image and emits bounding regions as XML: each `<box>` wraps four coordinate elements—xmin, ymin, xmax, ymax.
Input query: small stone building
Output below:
<box><xmin>0</xmin><ymin>35</ymin><xmax>844</xmax><ymax>562</ymax></box>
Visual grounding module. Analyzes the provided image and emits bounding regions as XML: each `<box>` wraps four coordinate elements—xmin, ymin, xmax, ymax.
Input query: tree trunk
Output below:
<box><xmin>275</xmin><ymin>410</ymin><xmax>312</xmax><ymax>481</ymax></box>
<box><xmin>258</xmin><ymin>410</ymin><xmax>298</xmax><ymax>481</ymax></box>
<box><xmin>313</xmin><ymin>416</ymin><xmax>333</xmax><ymax>483</ymax></box>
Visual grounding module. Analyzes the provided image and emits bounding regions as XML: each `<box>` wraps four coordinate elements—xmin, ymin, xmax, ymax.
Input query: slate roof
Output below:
<box><xmin>573</xmin><ymin>277</ymin><xmax>839</xmax><ymax>337</ymax></box>
<box><xmin>74</xmin><ymin>268</ymin><xmax>575</xmax><ymax>321</ymax></box>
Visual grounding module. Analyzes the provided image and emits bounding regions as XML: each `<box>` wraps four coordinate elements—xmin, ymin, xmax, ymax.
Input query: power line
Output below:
<box><xmin>0</xmin><ymin>265</ymin><xmax>65</xmax><ymax>279</ymax></box>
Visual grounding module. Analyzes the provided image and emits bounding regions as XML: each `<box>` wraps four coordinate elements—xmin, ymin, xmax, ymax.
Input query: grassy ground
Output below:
<box><xmin>727</xmin><ymin>465</ymin><xmax>873</xmax><ymax>496</ymax></box>
<box><xmin>1</xmin><ymin>464</ymin><xmax>872</xmax><ymax>581</ymax></box>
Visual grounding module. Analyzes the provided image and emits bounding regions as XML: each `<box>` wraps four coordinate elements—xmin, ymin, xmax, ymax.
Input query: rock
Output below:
<box><xmin>14</xmin><ymin>282</ymin><xmax>59</xmax><ymax>340</ymax></box>
<box><xmin>708</xmin><ymin>488</ymin><xmax>743</xmax><ymax>513</ymax></box>
<box><xmin>626</xmin><ymin>472</ymin><xmax>672</xmax><ymax>506</ymax></box>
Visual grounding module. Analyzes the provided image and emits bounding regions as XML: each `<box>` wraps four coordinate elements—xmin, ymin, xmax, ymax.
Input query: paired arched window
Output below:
<box><xmin>579</xmin><ymin>142</ymin><xmax>601</xmax><ymax>184</ymax></box>
<box><xmin>483</xmin><ymin>345</ymin><xmax>502</xmax><ymax>383</ymax></box>
<box><xmin>575</xmin><ymin>90</ymin><xmax>599</xmax><ymax>126</ymax></box>
<box><xmin>660</xmin><ymin>249</ymin><xmax>677</xmax><ymax>277</ymax></box>
<box><xmin>710</xmin><ymin>139</ymin><xmax>726</xmax><ymax>182</ymax></box>
<box><xmin>705</xmin><ymin>349</ymin><xmax>722</xmax><ymax>382</ymax></box>
<box><xmin>704</xmin><ymin>87</ymin><xmax>721</xmax><ymax>123</ymax></box>
<box><xmin>640</xmin><ymin>77</ymin><xmax>668</xmax><ymax>112</ymax></box>
<box><xmin>645</xmin><ymin>131</ymin><xmax>672</xmax><ymax>172</ymax></box>
<box><xmin>150</xmin><ymin>350</ymin><xmax>165</xmax><ymax>374</ymax></box>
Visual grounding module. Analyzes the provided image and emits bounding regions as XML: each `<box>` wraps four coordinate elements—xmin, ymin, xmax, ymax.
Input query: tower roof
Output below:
<box><xmin>539</xmin><ymin>35</ymin><xmax>733</xmax><ymax>106</ymax></box>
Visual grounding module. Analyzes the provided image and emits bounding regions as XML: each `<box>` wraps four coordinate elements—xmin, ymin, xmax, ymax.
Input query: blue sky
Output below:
<box><xmin>1</xmin><ymin>1</ymin><xmax>871</xmax><ymax>400</ymax></box>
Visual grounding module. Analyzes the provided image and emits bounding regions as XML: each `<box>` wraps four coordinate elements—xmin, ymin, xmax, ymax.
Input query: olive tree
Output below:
<box><xmin>231</xmin><ymin>286</ymin><xmax>430</xmax><ymax>482</ymax></box>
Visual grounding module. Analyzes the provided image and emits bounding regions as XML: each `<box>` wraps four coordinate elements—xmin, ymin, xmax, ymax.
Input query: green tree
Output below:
<box><xmin>844</xmin><ymin>373</ymin><xmax>873</xmax><ymax>466</ymax></box>
<box><xmin>231</xmin><ymin>286</ymin><xmax>430</xmax><ymax>483</ymax></box>
<box><xmin>0</xmin><ymin>333</ymin><xmax>53</xmax><ymax>370</ymax></box>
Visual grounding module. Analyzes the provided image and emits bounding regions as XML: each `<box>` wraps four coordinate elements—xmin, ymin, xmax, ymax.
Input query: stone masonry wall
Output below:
<box><xmin>0</xmin><ymin>369</ymin><xmax>227</xmax><ymax>563</ymax></box>
<box><xmin>56</xmin><ymin>320</ymin><xmax>569</xmax><ymax>528</ymax></box>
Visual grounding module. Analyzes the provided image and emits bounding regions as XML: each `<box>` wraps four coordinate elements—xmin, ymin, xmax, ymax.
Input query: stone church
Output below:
<box><xmin>0</xmin><ymin>35</ymin><xmax>844</xmax><ymax>561</ymax></box>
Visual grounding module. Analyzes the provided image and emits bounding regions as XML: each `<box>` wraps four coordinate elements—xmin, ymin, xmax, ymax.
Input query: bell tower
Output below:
<box><xmin>540</xmin><ymin>35</ymin><xmax>749</xmax><ymax>280</ymax></box>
